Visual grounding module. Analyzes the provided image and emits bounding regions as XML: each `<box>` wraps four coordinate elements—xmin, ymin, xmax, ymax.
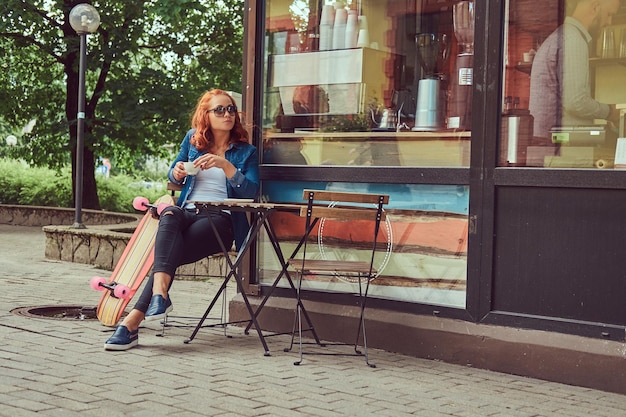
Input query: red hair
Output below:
<box><xmin>190</xmin><ymin>89</ymin><xmax>249</xmax><ymax>152</ymax></box>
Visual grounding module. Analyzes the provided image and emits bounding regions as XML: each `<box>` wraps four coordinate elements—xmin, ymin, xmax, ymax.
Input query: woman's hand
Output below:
<box><xmin>194</xmin><ymin>153</ymin><xmax>236</xmax><ymax>178</ymax></box>
<box><xmin>172</xmin><ymin>162</ymin><xmax>186</xmax><ymax>182</ymax></box>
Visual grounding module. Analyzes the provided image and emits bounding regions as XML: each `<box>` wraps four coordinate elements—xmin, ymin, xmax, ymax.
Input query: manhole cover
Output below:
<box><xmin>11</xmin><ymin>305</ymin><xmax>98</xmax><ymax>321</ymax></box>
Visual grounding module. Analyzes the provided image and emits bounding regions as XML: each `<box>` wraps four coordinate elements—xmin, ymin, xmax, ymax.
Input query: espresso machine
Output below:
<box><xmin>412</xmin><ymin>33</ymin><xmax>450</xmax><ymax>131</ymax></box>
<box><xmin>448</xmin><ymin>1</ymin><xmax>474</xmax><ymax>130</ymax></box>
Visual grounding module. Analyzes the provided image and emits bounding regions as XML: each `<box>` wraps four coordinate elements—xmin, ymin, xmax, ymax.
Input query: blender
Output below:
<box><xmin>412</xmin><ymin>33</ymin><xmax>450</xmax><ymax>131</ymax></box>
<box><xmin>448</xmin><ymin>0</ymin><xmax>474</xmax><ymax>130</ymax></box>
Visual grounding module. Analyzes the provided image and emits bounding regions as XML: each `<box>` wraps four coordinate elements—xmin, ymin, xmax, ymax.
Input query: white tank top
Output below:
<box><xmin>185</xmin><ymin>167</ymin><xmax>227</xmax><ymax>208</ymax></box>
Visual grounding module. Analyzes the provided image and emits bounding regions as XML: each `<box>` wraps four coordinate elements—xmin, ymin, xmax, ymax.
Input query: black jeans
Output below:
<box><xmin>133</xmin><ymin>206</ymin><xmax>234</xmax><ymax>313</ymax></box>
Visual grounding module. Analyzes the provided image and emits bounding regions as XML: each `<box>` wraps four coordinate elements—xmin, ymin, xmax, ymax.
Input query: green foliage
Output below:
<box><xmin>0</xmin><ymin>159</ymin><xmax>73</xmax><ymax>207</ymax></box>
<box><xmin>0</xmin><ymin>158</ymin><xmax>166</xmax><ymax>212</ymax></box>
<box><xmin>0</xmin><ymin>159</ymin><xmax>26</xmax><ymax>204</ymax></box>
<box><xmin>321</xmin><ymin>114</ymin><xmax>372</xmax><ymax>132</ymax></box>
<box><xmin>96</xmin><ymin>175</ymin><xmax>167</xmax><ymax>213</ymax></box>
<box><xmin>0</xmin><ymin>0</ymin><xmax>245</xmax><ymax>204</ymax></box>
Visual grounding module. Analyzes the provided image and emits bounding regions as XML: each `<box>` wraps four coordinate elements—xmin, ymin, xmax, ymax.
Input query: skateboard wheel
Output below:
<box><xmin>133</xmin><ymin>196</ymin><xmax>149</xmax><ymax>211</ymax></box>
<box><xmin>90</xmin><ymin>276</ymin><xmax>107</xmax><ymax>291</ymax></box>
<box><xmin>113</xmin><ymin>284</ymin><xmax>131</xmax><ymax>299</ymax></box>
<box><xmin>156</xmin><ymin>202</ymin><xmax>170</xmax><ymax>216</ymax></box>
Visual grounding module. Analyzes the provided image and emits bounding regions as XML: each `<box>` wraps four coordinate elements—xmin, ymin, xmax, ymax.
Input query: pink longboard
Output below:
<box><xmin>92</xmin><ymin>194</ymin><xmax>174</xmax><ymax>326</ymax></box>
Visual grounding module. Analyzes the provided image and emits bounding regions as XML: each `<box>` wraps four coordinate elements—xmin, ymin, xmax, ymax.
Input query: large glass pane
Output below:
<box><xmin>262</xmin><ymin>0</ymin><xmax>475</xmax><ymax>167</ymax></box>
<box><xmin>257</xmin><ymin>181</ymin><xmax>469</xmax><ymax>309</ymax></box>
<box><xmin>501</xmin><ymin>0</ymin><xmax>626</xmax><ymax>168</ymax></box>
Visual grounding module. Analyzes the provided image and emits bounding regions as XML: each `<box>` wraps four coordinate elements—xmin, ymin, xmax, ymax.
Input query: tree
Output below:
<box><xmin>0</xmin><ymin>0</ymin><xmax>244</xmax><ymax>209</ymax></box>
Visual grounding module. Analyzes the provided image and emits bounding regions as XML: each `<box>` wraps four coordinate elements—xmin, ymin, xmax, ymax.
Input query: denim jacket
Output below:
<box><xmin>167</xmin><ymin>129</ymin><xmax>260</xmax><ymax>251</ymax></box>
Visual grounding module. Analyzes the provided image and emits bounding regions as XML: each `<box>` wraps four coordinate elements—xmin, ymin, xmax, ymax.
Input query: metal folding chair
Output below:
<box><xmin>287</xmin><ymin>189</ymin><xmax>389</xmax><ymax>368</ymax></box>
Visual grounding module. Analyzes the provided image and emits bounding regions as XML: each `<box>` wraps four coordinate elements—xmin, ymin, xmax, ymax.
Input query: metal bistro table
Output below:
<box><xmin>184</xmin><ymin>199</ymin><xmax>321</xmax><ymax>356</ymax></box>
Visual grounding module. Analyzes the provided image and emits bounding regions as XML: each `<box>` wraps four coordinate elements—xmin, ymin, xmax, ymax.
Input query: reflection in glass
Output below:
<box><xmin>412</xmin><ymin>33</ymin><xmax>451</xmax><ymax>131</ymax></box>
<box><xmin>258</xmin><ymin>181</ymin><xmax>468</xmax><ymax>309</ymax></box>
<box><xmin>502</xmin><ymin>0</ymin><xmax>624</xmax><ymax>168</ymax></box>
<box><xmin>262</xmin><ymin>0</ymin><xmax>474</xmax><ymax>168</ymax></box>
<box><xmin>448</xmin><ymin>1</ymin><xmax>475</xmax><ymax>131</ymax></box>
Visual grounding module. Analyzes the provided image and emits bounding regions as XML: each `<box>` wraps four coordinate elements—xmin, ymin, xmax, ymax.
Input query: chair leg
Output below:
<box><xmin>221</xmin><ymin>283</ymin><xmax>229</xmax><ymax>337</ymax></box>
<box><xmin>295</xmin><ymin>301</ymin><xmax>304</xmax><ymax>365</ymax></box>
<box><xmin>160</xmin><ymin>316</ymin><xmax>166</xmax><ymax>336</ymax></box>
<box><xmin>354</xmin><ymin>275</ymin><xmax>364</xmax><ymax>354</ymax></box>
<box><xmin>157</xmin><ymin>312</ymin><xmax>170</xmax><ymax>338</ymax></box>
<box><xmin>284</xmin><ymin>270</ymin><xmax>305</xmax><ymax>365</ymax></box>
<box><xmin>295</xmin><ymin>271</ymin><xmax>305</xmax><ymax>365</ymax></box>
<box><xmin>285</xmin><ymin>304</ymin><xmax>298</xmax><ymax>353</ymax></box>
<box><xmin>216</xmin><ymin>254</ymin><xmax>233</xmax><ymax>338</ymax></box>
<box><xmin>355</xmin><ymin>274</ymin><xmax>376</xmax><ymax>368</ymax></box>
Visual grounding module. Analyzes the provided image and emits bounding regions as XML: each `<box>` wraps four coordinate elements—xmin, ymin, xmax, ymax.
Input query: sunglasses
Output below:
<box><xmin>207</xmin><ymin>104</ymin><xmax>238</xmax><ymax>117</ymax></box>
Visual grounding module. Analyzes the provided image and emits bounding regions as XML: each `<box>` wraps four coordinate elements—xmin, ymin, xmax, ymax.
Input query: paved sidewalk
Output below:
<box><xmin>1</xmin><ymin>225</ymin><xmax>625</xmax><ymax>417</ymax></box>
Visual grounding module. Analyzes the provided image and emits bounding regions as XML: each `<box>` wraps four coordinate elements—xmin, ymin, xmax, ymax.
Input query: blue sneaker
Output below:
<box><xmin>104</xmin><ymin>325</ymin><xmax>138</xmax><ymax>351</ymax></box>
<box><xmin>144</xmin><ymin>294</ymin><xmax>173</xmax><ymax>321</ymax></box>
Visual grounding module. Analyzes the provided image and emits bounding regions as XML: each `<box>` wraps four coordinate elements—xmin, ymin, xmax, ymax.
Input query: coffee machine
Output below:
<box><xmin>412</xmin><ymin>33</ymin><xmax>450</xmax><ymax>131</ymax></box>
<box><xmin>448</xmin><ymin>1</ymin><xmax>474</xmax><ymax>130</ymax></box>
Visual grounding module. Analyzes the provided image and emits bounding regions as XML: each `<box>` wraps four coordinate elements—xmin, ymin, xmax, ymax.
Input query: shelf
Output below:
<box><xmin>511</xmin><ymin>57</ymin><xmax>626</xmax><ymax>76</ymax></box>
<box><xmin>589</xmin><ymin>57</ymin><xmax>626</xmax><ymax>67</ymax></box>
<box><xmin>265</xmin><ymin>130</ymin><xmax>471</xmax><ymax>140</ymax></box>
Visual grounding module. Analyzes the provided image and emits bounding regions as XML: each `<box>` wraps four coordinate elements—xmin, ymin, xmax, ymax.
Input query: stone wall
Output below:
<box><xmin>0</xmin><ymin>204</ymin><xmax>139</xmax><ymax>227</ymax></box>
<box><xmin>1</xmin><ymin>204</ymin><xmax>231</xmax><ymax>280</ymax></box>
<box><xmin>43</xmin><ymin>224</ymin><xmax>135</xmax><ymax>271</ymax></box>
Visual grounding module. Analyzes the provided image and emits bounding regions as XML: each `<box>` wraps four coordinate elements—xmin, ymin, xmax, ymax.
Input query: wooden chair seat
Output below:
<box><xmin>167</xmin><ymin>181</ymin><xmax>183</xmax><ymax>195</ymax></box>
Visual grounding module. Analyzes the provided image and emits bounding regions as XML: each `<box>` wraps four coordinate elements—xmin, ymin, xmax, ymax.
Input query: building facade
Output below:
<box><xmin>234</xmin><ymin>0</ymin><xmax>626</xmax><ymax>393</ymax></box>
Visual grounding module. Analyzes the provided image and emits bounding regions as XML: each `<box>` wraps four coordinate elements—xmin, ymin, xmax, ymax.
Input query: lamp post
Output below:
<box><xmin>69</xmin><ymin>3</ymin><xmax>100</xmax><ymax>229</ymax></box>
<box><xmin>5</xmin><ymin>135</ymin><xmax>18</xmax><ymax>147</ymax></box>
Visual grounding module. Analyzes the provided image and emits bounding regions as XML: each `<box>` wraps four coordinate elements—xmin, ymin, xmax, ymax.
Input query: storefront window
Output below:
<box><xmin>262</xmin><ymin>0</ymin><xmax>475</xmax><ymax>167</ymax></box>
<box><xmin>257</xmin><ymin>181</ymin><xmax>469</xmax><ymax>308</ymax></box>
<box><xmin>501</xmin><ymin>0</ymin><xmax>626</xmax><ymax>168</ymax></box>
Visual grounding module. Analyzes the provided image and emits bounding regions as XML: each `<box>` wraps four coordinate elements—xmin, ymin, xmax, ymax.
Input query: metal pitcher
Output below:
<box><xmin>371</xmin><ymin>108</ymin><xmax>398</xmax><ymax>130</ymax></box>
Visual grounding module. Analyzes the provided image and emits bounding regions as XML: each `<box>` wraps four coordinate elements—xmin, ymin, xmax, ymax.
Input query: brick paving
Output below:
<box><xmin>1</xmin><ymin>225</ymin><xmax>625</xmax><ymax>417</ymax></box>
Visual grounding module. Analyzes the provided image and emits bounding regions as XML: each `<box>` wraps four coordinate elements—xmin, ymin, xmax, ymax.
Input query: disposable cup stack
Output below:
<box><xmin>319</xmin><ymin>5</ymin><xmax>335</xmax><ymax>51</ymax></box>
<box><xmin>357</xmin><ymin>15</ymin><xmax>369</xmax><ymax>48</ymax></box>
<box><xmin>332</xmin><ymin>8</ymin><xmax>347</xmax><ymax>50</ymax></box>
<box><xmin>345</xmin><ymin>10</ymin><xmax>359</xmax><ymax>49</ymax></box>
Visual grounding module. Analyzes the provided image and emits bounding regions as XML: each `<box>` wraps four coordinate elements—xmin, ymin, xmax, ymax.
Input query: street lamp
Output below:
<box><xmin>5</xmin><ymin>135</ymin><xmax>18</xmax><ymax>147</ymax></box>
<box><xmin>69</xmin><ymin>3</ymin><xmax>100</xmax><ymax>229</ymax></box>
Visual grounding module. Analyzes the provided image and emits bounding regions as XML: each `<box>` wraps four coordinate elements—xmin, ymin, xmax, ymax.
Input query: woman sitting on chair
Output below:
<box><xmin>105</xmin><ymin>89</ymin><xmax>260</xmax><ymax>351</ymax></box>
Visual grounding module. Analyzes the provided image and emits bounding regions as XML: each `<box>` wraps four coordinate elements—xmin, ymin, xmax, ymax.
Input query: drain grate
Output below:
<box><xmin>11</xmin><ymin>305</ymin><xmax>98</xmax><ymax>321</ymax></box>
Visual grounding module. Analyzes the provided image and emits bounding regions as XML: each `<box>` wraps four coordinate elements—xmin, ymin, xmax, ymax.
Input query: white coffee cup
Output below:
<box><xmin>183</xmin><ymin>161</ymin><xmax>200</xmax><ymax>176</ymax></box>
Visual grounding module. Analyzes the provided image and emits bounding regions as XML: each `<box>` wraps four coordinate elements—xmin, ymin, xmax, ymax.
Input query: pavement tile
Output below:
<box><xmin>2</xmin><ymin>397</ymin><xmax>53</xmax><ymax>413</ymax></box>
<box><xmin>1</xmin><ymin>225</ymin><xmax>626</xmax><ymax>417</ymax></box>
<box><xmin>0</xmin><ymin>406</ymin><xmax>42</xmax><ymax>417</ymax></box>
<box><xmin>254</xmin><ymin>405</ymin><xmax>310</xmax><ymax>417</ymax></box>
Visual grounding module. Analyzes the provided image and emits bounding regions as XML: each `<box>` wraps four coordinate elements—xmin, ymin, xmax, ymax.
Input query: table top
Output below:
<box><xmin>190</xmin><ymin>199</ymin><xmax>303</xmax><ymax>212</ymax></box>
